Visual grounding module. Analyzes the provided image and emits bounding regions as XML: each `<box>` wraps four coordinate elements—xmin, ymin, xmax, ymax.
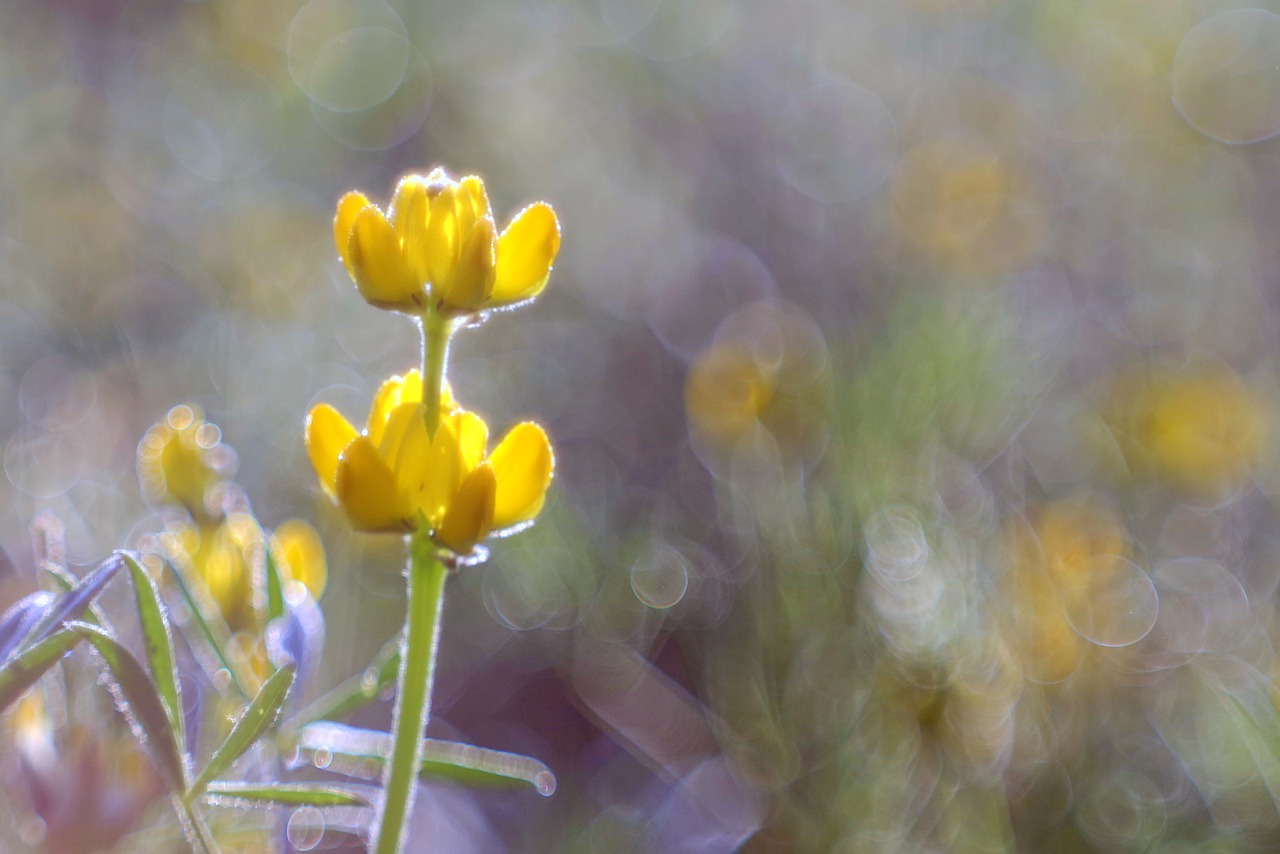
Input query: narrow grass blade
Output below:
<box><xmin>190</xmin><ymin>663</ymin><xmax>296</xmax><ymax>796</ymax></box>
<box><xmin>296</xmin><ymin>722</ymin><xmax>556</xmax><ymax>795</ymax></box>
<box><xmin>162</xmin><ymin>558</ymin><xmax>249</xmax><ymax>702</ymax></box>
<box><xmin>263</xmin><ymin>546</ymin><xmax>286</xmax><ymax>624</ymax></box>
<box><xmin>0</xmin><ymin>591</ymin><xmax>55</xmax><ymax>664</ymax></box>
<box><xmin>204</xmin><ymin>781</ymin><xmax>374</xmax><ymax>808</ymax></box>
<box><xmin>285</xmin><ymin>638</ymin><xmax>400</xmax><ymax>733</ymax></box>
<box><xmin>29</xmin><ymin>554</ymin><xmax>123</xmax><ymax>645</ymax></box>
<box><xmin>38</xmin><ymin>565</ymin><xmax>110</xmax><ymax>631</ymax></box>
<box><xmin>121</xmin><ymin>553</ymin><xmax>187</xmax><ymax>761</ymax></box>
<box><xmin>72</xmin><ymin>623</ymin><xmax>187</xmax><ymax>790</ymax></box>
<box><xmin>0</xmin><ymin>627</ymin><xmax>83</xmax><ymax>712</ymax></box>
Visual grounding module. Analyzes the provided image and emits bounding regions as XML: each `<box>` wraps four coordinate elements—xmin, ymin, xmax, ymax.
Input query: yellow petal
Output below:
<box><xmin>451</xmin><ymin>410</ymin><xmax>490</xmax><ymax>471</ymax></box>
<box><xmin>459</xmin><ymin>175</ymin><xmax>493</xmax><ymax>224</ymax></box>
<box><xmin>367</xmin><ymin>370</ymin><xmax>424</xmax><ymax>445</ymax></box>
<box><xmin>491</xmin><ymin>203</ymin><xmax>560</xmax><ymax>306</ymax></box>
<box><xmin>489</xmin><ymin>421</ymin><xmax>554</xmax><ymax>529</ymax></box>
<box><xmin>305</xmin><ymin>404</ymin><xmax>358</xmax><ymax>498</ymax></box>
<box><xmin>334</xmin><ymin>191</ymin><xmax>370</xmax><ymax>276</ymax></box>
<box><xmin>424</xmin><ymin>185</ymin><xmax>462</xmax><ymax>297</ymax></box>
<box><xmin>270</xmin><ymin>519</ymin><xmax>327</xmax><ymax>600</ymax></box>
<box><xmin>376</xmin><ymin>401</ymin><xmax>421</xmax><ymax>463</ymax></box>
<box><xmin>436</xmin><ymin>462</ymin><xmax>496</xmax><ymax>553</ymax></box>
<box><xmin>349</xmin><ymin>206</ymin><xmax>424</xmax><ymax>311</ymax></box>
<box><xmin>389</xmin><ymin>175</ymin><xmax>432</xmax><ymax>285</ymax></box>
<box><xmin>441</xmin><ymin>217</ymin><xmax>496</xmax><ymax>312</ymax></box>
<box><xmin>335</xmin><ymin>436</ymin><xmax>407</xmax><ymax>532</ymax></box>
<box><xmin>392</xmin><ymin>410</ymin><xmax>432</xmax><ymax>512</ymax></box>
<box><xmin>421</xmin><ymin>416</ymin><xmax>467</xmax><ymax>525</ymax></box>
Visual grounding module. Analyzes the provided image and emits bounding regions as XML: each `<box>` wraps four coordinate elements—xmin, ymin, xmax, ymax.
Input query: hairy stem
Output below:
<box><xmin>371</xmin><ymin>532</ymin><xmax>447</xmax><ymax>854</ymax></box>
<box><xmin>419</xmin><ymin>310</ymin><xmax>452</xmax><ymax>438</ymax></box>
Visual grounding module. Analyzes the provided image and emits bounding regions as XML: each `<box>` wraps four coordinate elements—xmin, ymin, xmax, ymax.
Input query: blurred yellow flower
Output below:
<box><xmin>1102</xmin><ymin>365</ymin><xmax>1270</xmax><ymax>497</ymax></box>
<box><xmin>1002</xmin><ymin>498</ymin><xmax>1131</xmax><ymax>682</ymax></box>
<box><xmin>161</xmin><ymin>513</ymin><xmax>260</xmax><ymax>632</ymax></box>
<box><xmin>137</xmin><ymin>405</ymin><xmax>235</xmax><ymax>519</ymax></box>
<box><xmin>270</xmin><ymin>518</ymin><xmax>328</xmax><ymax>601</ymax></box>
<box><xmin>160</xmin><ymin>512</ymin><xmax>327</xmax><ymax>635</ymax></box>
<box><xmin>334</xmin><ymin>168</ymin><xmax>561</xmax><ymax>316</ymax></box>
<box><xmin>685</xmin><ymin>301</ymin><xmax>830</xmax><ymax>471</ymax></box>
<box><xmin>891</xmin><ymin>140</ymin><xmax>1042</xmax><ymax>277</ymax></box>
<box><xmin>305</xmin><ymin>369</ymin><xmax>554</xmax><ymax>553</ymax></box>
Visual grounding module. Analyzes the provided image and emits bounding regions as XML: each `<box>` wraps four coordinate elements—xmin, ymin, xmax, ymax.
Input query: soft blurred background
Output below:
<box><xmin>5</xmin><ymin>0</ymin><xmax>1280</xmax><ymax>851</ymax></box>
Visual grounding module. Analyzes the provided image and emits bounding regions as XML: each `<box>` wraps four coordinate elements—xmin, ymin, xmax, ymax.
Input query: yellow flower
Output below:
<box><xmin>334</xmin><ymin>168</ymin><xmax>561</xmax><ymax>316</ymax></box>
<box><xmin>270</xmin><ymin>519</ymin><xmax>328</xmax><ymax>601</ymax></box>
<box><xmin>305</xmin><ymin>369</ymin><xmax>554</xmax><ymax>553</ymax></box>
<box><xmin>137</xmin><ymin>404</ymin><xmax>236</xmax><ymax>520</ymax></box>
<box><xmin>1101</xmin><ymin>364</ymin><xmax>1270</xmax><ymax>497</ymax></box>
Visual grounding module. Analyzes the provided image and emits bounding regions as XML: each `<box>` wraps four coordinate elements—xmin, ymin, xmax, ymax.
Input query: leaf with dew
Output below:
<box><xmin>121</xmin><ymin>552</ymin><xmax>187</xmax><ymax>763</ymax></box>
<box><xmin>72</xmin><ymin>623</ymin><xmax>188</xmax><ymax>790</ymax></box>
<box><xmin>191</xmin><ymin>663</ymin><xmax>296</xmax><ymax>797</ymax></box>
<box><xmin>0</xmin><ymin>626</ymin><xmax>83</xmax><ymax>713</ymax></box>
<box><xmin>296</xmin><ymin>721</ymin><xmax>556</xmax><ymax>795</ymax></box>
<box><xmin>204</xmin><ymin>780</ymin><xmax>375</xmax><ymax>809</ymax></box>
<box><xmin>28</xmin><ymin>553</ymin><xmax>123</xmax><ymax>646</ymax></box>
<box><xmin>284</xmin><ymin>637</ymin><xmax>400</xmax><ymax>732</ymax></box>
<box><xmin>0</xmin><ymin>591</ymin><xmax>55</xmax><ymax>665</ymax></box>
<box><xmin>38</xmin><ymin>565</ymin><xmax>111</xmax><ymax>632</ymax></box>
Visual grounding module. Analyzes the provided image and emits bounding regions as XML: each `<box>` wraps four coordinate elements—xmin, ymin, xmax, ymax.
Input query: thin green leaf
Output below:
<box><xmin>29</xmin><ymin>554</ymin><xmax>123</xmax><ymax>646</ymax></box>
<box><xmin>190</xmin><ymin>663</ymin><xmax>296</xmax><ymax>796</ymax></box>
<box><xmin>162</xmin><ymin>558</ymin><xmax>249</xmax><ymax>702</ymax></box>
<box><xmin>121</xmin><ymin>553</ymin><xmax>186</xmax><ymax>761</ymax></box>
<box><xmin>204</xmin><ymin>781</ymin><xmax>374</xmax><ymax>808</ymax></box>
<box><xmin>0</xmin><ymin>627</ymin><xmax>83</xmax><ymax>713</ymax></box>
<box><xmin>285</xmin><ymin>638</ymin><xmax>400</xmax><ymax>733</ymax></box>
<box><xmin>0</xmin><ymin>591</ymin><xmax>55</xmax><ymax>664</ymax></box>
<box><xmin>263</xmin><ymin>544</ymin><xmax>286</xmax><ymax>624</ymax></box>
<box><xmin>38</xmin><ymin>565</ymin><xmax>109</xmax><ymax>631</ymax></box>
<box><xmin>177</xmin><ymin>794</ymin><xmax>221</xmax><ymax>854</ymax></box>
<box><xmin>73</xmin><ymin>624</ymin><xmax>188</xmax><ymax>790</ymax></box>
<box><xmin>296</xmin><ymin>722</ymin><xmax>556</xmax><ymax>795</ymax></box>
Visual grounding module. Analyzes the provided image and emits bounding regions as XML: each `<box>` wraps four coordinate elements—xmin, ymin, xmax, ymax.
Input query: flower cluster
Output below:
<box><xmin>312</xmin><ymin>169</ymin><xmax>558</xmax><ymax>556</ymax></box>
<box><xmin>334</xmin><ymin>167</ymin><xmax>560</xmax><ymax>317</ymax></box>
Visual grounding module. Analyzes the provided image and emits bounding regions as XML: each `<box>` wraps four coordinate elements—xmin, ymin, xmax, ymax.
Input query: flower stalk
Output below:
<box><xmin>420</xmin><ymin>310</ymin><xmax>453</xmax><ymax>440</ymax></box>
<box><xmin>373</xmin><ymin>528</ymin><xmax>447</xmax><ymax>854</ymax></box>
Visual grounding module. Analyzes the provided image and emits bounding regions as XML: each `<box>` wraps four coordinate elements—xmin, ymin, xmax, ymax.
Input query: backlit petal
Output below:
<box><xmin>334</xmin><ymin>191</ymin><xmax>371</xmax><ymax>276</ymax></box>
<box><xmin>421</xmin><ymin>417</ymin><xmax>467</xmax><ymax>525</ymax></box>
<box><xmin>459</xmin><ymin>175</ymin><xmax>492</xmax><ymax>225</ymax></box>
<box><xmin>441</xmin><ymin>217</ymin><xmax>496</xmax><ymax>311</ymax></box>
<box><xmin>436</xmin><ymin>462</ymin><xmax>496</xmax><ymax>554</ymax></box>
<box><xmin>389</xmin><ymin>175</ymin><xmax>431</xmax><ymax>285</ymax></box>
<box><xmin>376</xmin><ymin>401</ymin><xmax>421</xmax><ymax>462</ymax></box>
<box><xmin>489</xmin><ymin>421</ymin><xmax>554</xmax><ymax>529</ymax></box>
<box><xmin>491</xmin><ymin>203</ymin><xmax>560</xmax><ymax>306</ymax></box>
<box><xmin>336</xmin><ymin>436</ymin><xmax>406</xmax><ymax>532</ymax></box>
<box><xmin>305</xmin><ymin>404</ymin><xmax>358</xmax><ymax>498</ymax></box>
<box><xmin>349</xmin><ymin>206</ymin><xmax>423</xmax><ymax>311</ymax></box>
<box><xmin>368</xmin><ymin>370</ymin><xmax>424</xmax><ymax>444</ymax></box>
<box><xmin>450</xmin><ymin>410</ymin><xmax>490</xmax><ymax>471</ymax></box>
<box><xmin>424</xmin><ymin>185</ymin><xmax>462</xmax><ymax>295</ymax></box>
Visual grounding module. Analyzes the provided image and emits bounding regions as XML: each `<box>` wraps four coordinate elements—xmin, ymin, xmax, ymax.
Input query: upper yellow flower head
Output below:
<box><xmin>138</xmin><ymin>404</ymin><xmax>237</xmax><ymax>520</ymax></box>
<box><xmin>334</xmin><ymin>168</ymin><xmax>561</xmax><ymax>317</ymax></box>
<box><xmin>305</xmin><ymin>369</ymin><xmax>554</xmax><ymax>554</ymax></box>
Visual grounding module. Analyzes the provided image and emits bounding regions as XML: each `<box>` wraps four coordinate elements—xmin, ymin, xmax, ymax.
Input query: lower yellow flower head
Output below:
<box><xmin>334</xmin><ymin>168</ymin><xmax>561</xmax><ymax>316</ymax></box>
<box><xmin>305</xmin><ymin>370</ymin><xmax>554</xmax><ymax>553</ymax></box>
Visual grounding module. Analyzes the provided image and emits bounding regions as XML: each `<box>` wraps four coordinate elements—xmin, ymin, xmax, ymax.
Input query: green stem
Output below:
<box><xmin>372</xmin><ymin>532</ymin><xmax>447</xmax><ymax>854</ymax></box>
<box><xmin>420</xmin><ymin>310</ymin><xmax>452</xmax><ymax>438</ymax></box>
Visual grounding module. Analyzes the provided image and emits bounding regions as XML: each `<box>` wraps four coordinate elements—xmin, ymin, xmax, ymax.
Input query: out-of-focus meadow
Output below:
<box><xmin>6</xmin><ymin>0</ymin><xmax>1280</xmax><ymax>851</ymax></box>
